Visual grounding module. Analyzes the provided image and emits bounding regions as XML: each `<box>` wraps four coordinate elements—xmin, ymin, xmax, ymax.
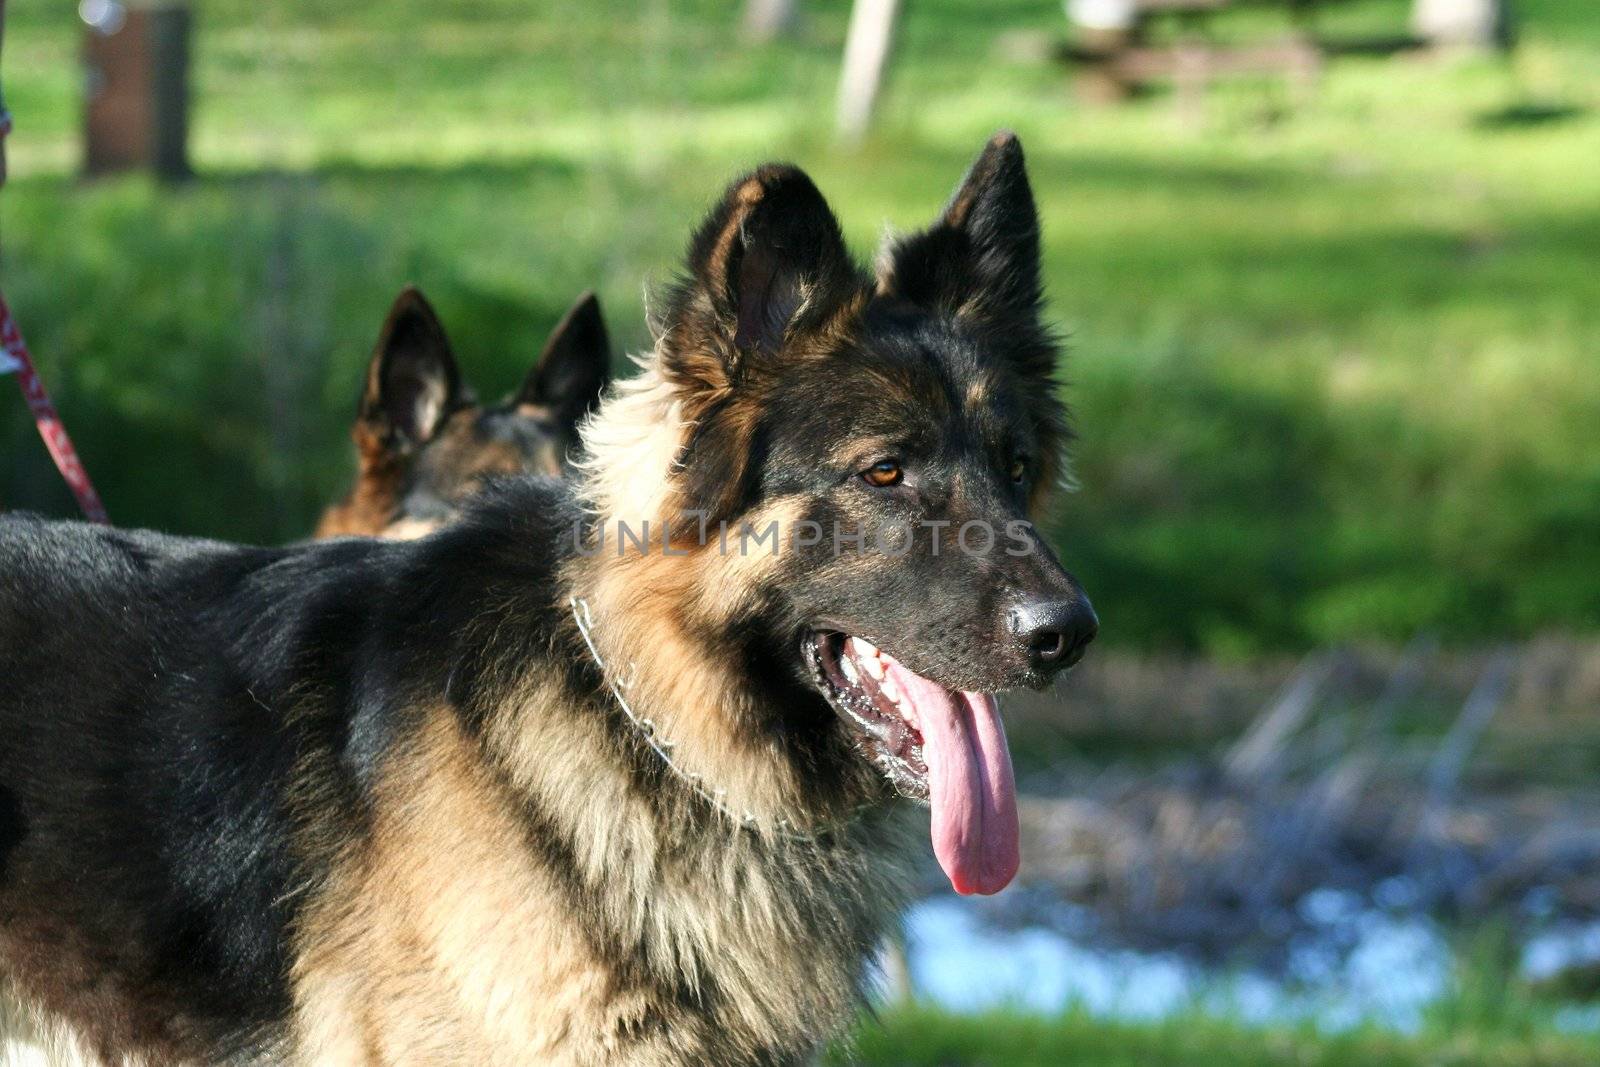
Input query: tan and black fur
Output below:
<box><xmin>0</xmin><ymin>134</ymin><xmax>1094</xmax><ymax>1065</ymax></box>
<box><xmin>316</xmin><ymin>286</ymin><xmax>612</xmax><ymax>539</ymax></box>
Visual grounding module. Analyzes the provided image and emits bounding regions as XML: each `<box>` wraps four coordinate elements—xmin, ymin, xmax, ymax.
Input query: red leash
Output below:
<box><xmin>0</xmin><ymin>291</ymin><xmax>110</xmax><ymax>524</ymax></box>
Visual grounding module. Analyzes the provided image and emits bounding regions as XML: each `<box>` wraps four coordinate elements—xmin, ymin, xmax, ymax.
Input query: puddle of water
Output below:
<box><xmin>898</xmin><ymin>891</ymin><xmax>1532</xmax><ymax>1033</ymax></box>
<box><xmin>1525</xmin><ymin>919</ymin><xmax>1600</xmax><ymax>981</ymax></box>
<box><xmin>905</xmin><ymin>897</ymin><xmax>1197</xmax><ymax>1020</ymax></box>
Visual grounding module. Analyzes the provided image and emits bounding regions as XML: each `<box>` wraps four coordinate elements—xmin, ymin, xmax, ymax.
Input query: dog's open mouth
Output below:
<box><xmin>804</xmin><ymin>632</ymin><xmax>1019</xmax><ymax>896</ymax></box>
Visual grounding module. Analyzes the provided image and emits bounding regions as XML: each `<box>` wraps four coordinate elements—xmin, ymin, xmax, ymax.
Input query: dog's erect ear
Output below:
<box><xmin>878</xmin><ymin>131</ymin><xmax>1043</xmax><ymax>324</ymax></box>
<box><xmin>517</xmin><ymin>291</ymin><xmax>611</xmax><ymax>430</ymax></box>
<box><xmin>664</xmin><ymin>164</ymin><xmax>861</xmax><ymax>395</ymax></box>
<box><xmin>882</xmin><ymin>134</ymin><xmax>1067</xmax><ymax>503</ymax></box>
<box><xmin>360</xmin><ymin>286</ymin><xmax>463</xmax><ymax>449</ymax></box>
<box><xmin>659</xmin><ymin>166</ymin><xmax>861</xmax><ymax>524</ymax></box>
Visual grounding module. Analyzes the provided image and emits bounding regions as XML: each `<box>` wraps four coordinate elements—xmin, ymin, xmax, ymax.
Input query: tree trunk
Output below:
<box><xmin>835</xmin><ymin>0</ymin><xmax>902</xmax><ymax>146</ymax></box>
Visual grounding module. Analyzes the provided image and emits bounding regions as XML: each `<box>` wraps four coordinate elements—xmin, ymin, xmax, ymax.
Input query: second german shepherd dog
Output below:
<box><xmin>0</xmin><ymin>133</ymin><xmax>1095</xmax><ymax>1065</ymax></box>
<box><xmin>316</xmin><ymin>286</ymin><xmax>612</xmax><ymax>539</ymax></box>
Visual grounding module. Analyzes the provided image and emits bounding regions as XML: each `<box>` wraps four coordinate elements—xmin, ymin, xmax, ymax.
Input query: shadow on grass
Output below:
<box><xmin>1475</xmin><ymin>102</ymin><xmax>1588</xmax><ymax>131</ymax></box>
<box><xmin>198</xmin><ymin>153</ymin><xmax>585</xmax><ymax>189</ymax></box>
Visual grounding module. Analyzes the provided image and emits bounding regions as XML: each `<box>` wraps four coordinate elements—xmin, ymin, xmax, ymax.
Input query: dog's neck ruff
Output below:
<box><xmin>569</xmin><ymin>595</ymin><xmax>865</xmax><ymax>842</ymax></box>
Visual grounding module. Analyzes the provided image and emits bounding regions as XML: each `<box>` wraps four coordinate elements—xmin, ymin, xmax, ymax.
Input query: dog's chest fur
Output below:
<box><xmin>291</xmin><ymin>700</ymin><xmax>913</xmax><ymax>1067</ymax></box>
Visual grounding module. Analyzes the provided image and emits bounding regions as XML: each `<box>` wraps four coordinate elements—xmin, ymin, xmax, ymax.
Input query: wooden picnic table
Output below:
<box><xmin>1064</xmin><ymin>0</ymin><xmax>1403</xmax><ymax>104</ymax></box>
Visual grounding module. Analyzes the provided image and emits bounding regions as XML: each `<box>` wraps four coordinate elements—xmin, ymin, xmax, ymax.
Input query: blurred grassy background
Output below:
<box><xmin>2</xmin><ymin>0</ymin><xmax>1598</xmax><ymax>654</ymax></box>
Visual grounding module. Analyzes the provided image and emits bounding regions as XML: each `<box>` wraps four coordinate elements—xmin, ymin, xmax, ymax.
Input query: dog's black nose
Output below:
<box><xmin>1011</xmin><ymin>596</ymin><xmax>1098</xmax><ymax>674</ymax></box>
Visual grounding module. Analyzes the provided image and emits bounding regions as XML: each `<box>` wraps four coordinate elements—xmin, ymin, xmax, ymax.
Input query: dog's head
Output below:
<box><xmin>582</xmin><ymin>134</ymin><xmax>1093</xmax><ymax>894</ymax></box>
<box><xmin>316</xmin><ymin>287</ymin><xmax>611</xmax><ymax>539</ymax></box>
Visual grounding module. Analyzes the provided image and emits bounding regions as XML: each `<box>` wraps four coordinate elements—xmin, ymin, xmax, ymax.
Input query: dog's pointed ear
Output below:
<box><xmin>881</xmin><ymin>134</ymin><xmax>1067</xmax><ymax>502</ymax></box>
<box><xmin>359</xmin><ymin>286</ymin><xmax>463</xmax><ymax>450</ymax></box>
<box><xmin>663</xmin><ymin>164</ymin><xmax>861</xmax><ymax>397</ymax></box>
<box><xmin>517</xmin><ymin>291</ymin><xmax>611</xmax><ymax>430</ymax></box>
<box><xmin>878</xmin><ymin>131</ymin><xmax>1043</xmax><ymax>324</ymax></box>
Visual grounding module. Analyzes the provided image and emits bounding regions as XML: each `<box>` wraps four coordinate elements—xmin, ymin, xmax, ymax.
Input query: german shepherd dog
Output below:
<box><xmin>316</xmin><ymin>286</ymin><xmax>612</xmax><ymax>539</ymax></box>
<box><xmin>0</xmin><ymin>133</ymin><xmax>1095</xmax><ymax>1065</ymax></box>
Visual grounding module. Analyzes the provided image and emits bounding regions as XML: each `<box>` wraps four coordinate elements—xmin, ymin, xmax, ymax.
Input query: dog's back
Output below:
<box><xmin>0</xmin><ymin>485</ymin><xmax>591</xmax><ymax>1063</ymax></box>
<box><xmin>0</xmin><ymin>516</ymin><xmax>380</xmax><ymax>1060</ymax></box>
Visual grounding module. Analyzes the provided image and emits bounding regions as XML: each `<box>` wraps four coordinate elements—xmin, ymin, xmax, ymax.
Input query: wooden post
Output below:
<box><xmin>742</xmin><ymin>0</ymin><xmax>799</xmax><ymax>44</ymax></box>
<box><xmin>879</xmin><ymin>921</ymin><xmax>914</xmax><ymax>1005</ymax></box>
<box><xmin>835</xmin><ymin>0</ymin><xmax>902</xmax><ymax>146</ymax></box>
<box><xmin>82</xmin><ymin>1</ymin><xmax>191</xmax><ymax>180</ymax></box>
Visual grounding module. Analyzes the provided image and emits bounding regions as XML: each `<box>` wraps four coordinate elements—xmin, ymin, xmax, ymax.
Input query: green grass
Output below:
<box><xmin>834</xmin><ymin>1006</ymin><xmax>1600</xmax><ymax>1066</ymax></box>
<box><xmin>3</xmin><ymin>0</ymin><xmax>1599</xmax><ymax>650</ymax></box>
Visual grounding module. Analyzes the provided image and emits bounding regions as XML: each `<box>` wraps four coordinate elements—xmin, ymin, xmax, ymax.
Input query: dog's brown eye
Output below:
<box><xmin>1009</xmin><ymin>457</ymin><xmax>1028</xmax><ymax>483</ymax></box>
<box><xmin>862</xmin><ymin>460</ymin><xmax>904</xmax><ymax>488</ymax></box>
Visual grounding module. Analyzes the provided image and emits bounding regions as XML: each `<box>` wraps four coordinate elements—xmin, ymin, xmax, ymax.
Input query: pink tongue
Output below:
<box><xmin>881</xmin><ymin>657</ymin><xmax>1019</xmax><ymax>895</ymax></box>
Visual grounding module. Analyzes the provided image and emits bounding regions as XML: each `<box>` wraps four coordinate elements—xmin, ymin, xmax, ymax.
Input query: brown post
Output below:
<box><xmin>742</xmin><ymin>0</ymin><xmax>800</xmax><ymax>44</ymax></box>
<box><xmin>83</xmin><ymin>2</ymin><xmax>191</xmax><ymax>180</ymax></box>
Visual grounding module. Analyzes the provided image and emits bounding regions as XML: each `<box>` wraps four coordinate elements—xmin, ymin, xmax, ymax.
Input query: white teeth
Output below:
<box><xmin>848</xmin><ymin>637</ymin><xmax>887</xmax><ymax>680</ymax></box>
<box><xmin>880</xmin><ymin>675</ymin><xmax>902</xmax><ymax>705</ymax></box>
<box><xmin>841</xmin><ymin>656</ymin><xmax>860</xmax><ymax>685</ymax></box>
